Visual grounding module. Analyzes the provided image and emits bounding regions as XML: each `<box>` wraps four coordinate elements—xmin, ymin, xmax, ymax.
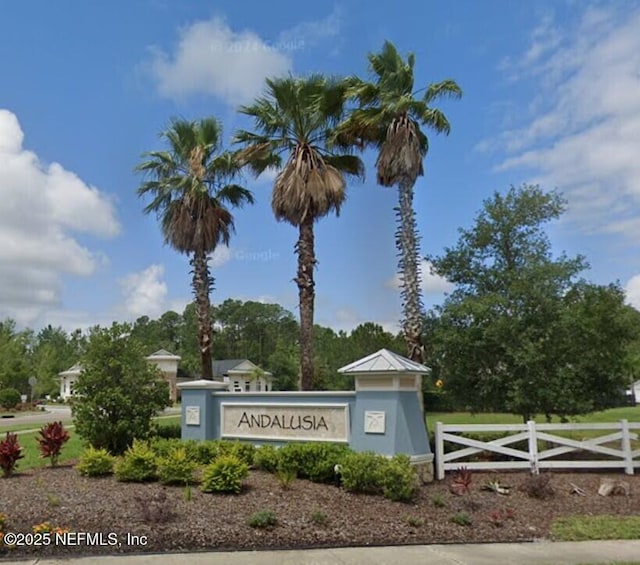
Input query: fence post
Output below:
<box><xmin>527</xmin><ymin>420</ymin><xmax>539</xmax><ymax>475</ymax></box>
<box><xmin>621</xmin><ymin>419</ymin><xmax>634</xmax><ymax>475</ymax></box>
<box><xmin>435</xmin><ymin>421</ymin><xmax>444</xmax><ymax>480</ymax></box>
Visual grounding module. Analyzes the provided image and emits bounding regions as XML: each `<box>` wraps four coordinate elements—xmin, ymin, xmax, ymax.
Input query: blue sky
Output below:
<box><xmin>1</xmin><ymin>0</ymin><xmax>640</xmax><ymax>334</ymax></box>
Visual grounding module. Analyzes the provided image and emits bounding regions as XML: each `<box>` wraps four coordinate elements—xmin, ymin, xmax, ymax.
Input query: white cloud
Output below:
<box><xmin>624</xmin><ymin>274</ymin><xmax>640</xmax><ymax>310</ymax></box>
<box><xmin>277</xmin><ymin>5</ymin><xmax>343</xmax><ymax>48</ymax></box>
<box><xmin>491</xmin><ymin>7</ymin><xmax>640</xmax><ymax>236</ymax></box>
<box><xmin>119</xmin><ymin>264</ymin><xmax>168</xmax><ymax>320</ymax></box>
<box><xmin>149</xmin><ymin>17</ymin><xmax>292</xmax><ymax>104</ymax></box>
<box><xmin>0</xmin><ymin>109</ymin><xmax>119</xmax><ymax>326</ymax></box>
<box><xmin>211</xmin><ymin>245</ymin><xmax>232</xmax><ymax>268</ymax></box>
<box><xmin>385</xmin><ymin>259</ymin><xmax>454</xmax><ymax>295</ymax></box>
<box><xmin>148</xmin><ymin>8</ymin><xmax>343</xmax><ymax>105</ymax></box>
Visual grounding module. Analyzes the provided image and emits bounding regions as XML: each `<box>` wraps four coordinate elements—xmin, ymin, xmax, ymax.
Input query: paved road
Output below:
<box><xmin>0</xmin><ymin>406</ymin><xmax>72</xmax><ymax>429</ymax></box>
<box><xmin>2</xmin><ymin>541</ymin><xmax>640</xmax><ymax>565</ymax></box>
<box><xmin>0</xmin><ymin>406</ymin><xmax>180</xmax><ymax>431</ymax></box>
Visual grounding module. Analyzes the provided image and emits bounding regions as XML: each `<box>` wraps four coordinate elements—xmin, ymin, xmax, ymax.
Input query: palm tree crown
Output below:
<box><xmin>335</xmin><ymin>41</ymin><xmax>462</xmax><ymax>363</ymax></box>
<box><xmin>235</xmin><ymin>75</ymin><xmax>364</xmax><ymax>390</ymax></box>
<box><xmin>136</xmin><ymin>117</ymin><xmax>254</xmax><ymax>380</ymax></box>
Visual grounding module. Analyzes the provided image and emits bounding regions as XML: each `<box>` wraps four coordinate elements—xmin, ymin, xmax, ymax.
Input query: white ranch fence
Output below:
<box><xmin>435</xmin><ymin>420</ymin><xmax>640</xmax><ymax>480</ymax></box>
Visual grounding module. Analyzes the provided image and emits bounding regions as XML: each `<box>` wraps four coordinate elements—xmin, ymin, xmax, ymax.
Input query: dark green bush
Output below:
<box><xmin>114</xmin><ymin>441</ymin><xmax>158</xmax><ymax>482</ymax></box>
<box><xmin>0</xmin><ymin>389</ymin><xmax>21</xmax><ymax>411</ymax></box>
<box><xmin>278</xmin><ymin>442</ymin><xmax>350</xmax><ymax>482</ymax></box>
<box><xmin>76</xmin><ymin>447</ymin><xmax>115</xmax><ymax>477</ymax></box>
<box><xmin>200</xmin><ymin>455</ymin><xmax>249</xmax><ymax>494</ymax></box>
<box><xmin>157</xmin><ymin>446</ymin><xmax>198</xmax><ymax>485</ymax></box>
<box><xmin>340</xmin><ymin>451</ymin><xmax>387</xmax><ymax>494</ymax></box>
<box><xmin>382</xmin><ymin>455</ymin><xmax>419</xmax><ymax>502</ymax></box>
<box><xmin>253</xmin><ymin>445</ymin><xmax>279</xmax><ymax>473</ymax></box>
<box><xmin>152</xmin><ymin>422</ymin><xmax>182</xmax><ymax>439</ymax></box>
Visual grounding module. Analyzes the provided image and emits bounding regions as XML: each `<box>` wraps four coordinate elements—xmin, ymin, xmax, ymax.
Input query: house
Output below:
<box><xmin>58</xmin><ymin>363</ymin><xmax>82</xmax><ymax>400</ymax></box>
<box><xmin>58</xmin><ymin>349</ymin><xmax>181</xmax><ymax>403</ymax></box>
<box><xmin>213</xmin><ymin>359</ymin><xmax>273</xmax><ymax>392</ymax></box>
<box><xmin>628</xmin><ymin>380</ymin><xmax>640</xmax><ymax>404</ymax></box>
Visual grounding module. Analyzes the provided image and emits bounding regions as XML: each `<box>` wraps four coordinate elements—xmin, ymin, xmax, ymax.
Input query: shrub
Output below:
<box><xmin>157</xmin><ymin>447</ymin><xmax>198</xmax><ymax>486</ymax></box>
<box><xmin>248</xmin><ymin>510</ymin><xmax>277</xmax><ymax>529</ymax></box>
<box><xmin>0</xmin><ymin>432</ymin><xmax>23</xmax><ymax>478</ymax></box>
<box><xmin>114</xmin><ymin>441</ymin><xmax>158</xmax><ymax>482</ymax></box>
<box><xmin>76</xmin><ymin>447</ymin><xmax>115</xmax><ymax>477</ymax></box>
<box><xmin>450</xmin><ymin>467</ymin><xmax>473</xmax><ymax>496</ymax></box>
<box><xmin>382</xmin><ymin>455</ymin><xmax>419</xmax><ymax>502</ymax></box>
<box><xmin>278</xmin><ymin>442</ymin><xmax>350</xmax><ymax>483</ymax></box>
<box><xmin>0</xmin><ymin>389</ymin><xmax>21</xmax><ymax>411</ymax></box>
<box><xmin>133</xmin><ymin>490</ymin><xmax>174</xmax><ymax>524</ymax></box>
<box><xmin>431</xmin><ymin>493</ymin><xmax>446</xmax><ymax>508</ymax></box>
<box><xmin>254</xmin><ymin>445</ymin><xmax>279</xmax><ymax>473</ymax></box>
<box><xmin>71</xmin><ymin>323</ymin><xmax>171</xmax><ymax>455</ymax></box>
<box><xmin>340</xmin><ymin>451</ymin><xmax>386</xmax><ymax>494</ymax></box>
<box><xmin>194</xmin><ymin>440</ymin><xmax>222</xmax><ymax>465</ymax></box>
<box><xmin>230</xmin><ymin>441</ymin><xmax>256</xmax><ymax>467</ymax></box>
<box><xmin>451</xmin><ymin>511</ymin><xmax>472</xmax><ymax>526</ymax></box>
<box><xmin>276</xmin><ymin>467</ymin><xmax>296</xmax><ymax>489</ymax></box>
<box><xmin>310</xmin><ymin>510</ymin><xmax>328</xmax><ymax>525</ymax></box>
<box><xmin>200</xmin><ymin>455</ymin><xmax>249</xmax><ymax>494</ymax></box>
<box><xmin>152</xmin><ymin>422</ymin><xmax>182</xmax><ymax>439</ymax></box>
<box><xmin>522</xmin><ymin>473</ymin><xmax>555</xmax><ymax>499</ymax></box>
<box><xmin>36</xmin><ymin>421</ymin><xmax>70</xmax><ymax>466</ymax></box>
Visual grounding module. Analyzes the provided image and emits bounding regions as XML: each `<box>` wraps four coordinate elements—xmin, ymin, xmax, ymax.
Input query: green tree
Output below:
<box><xmin>427</xmin><ymin>185</ymin><xmax>637</xmax><ymax>420</ymax></box>
<box><xmin>0</xmin><ymin>319</ymin><xmax>31</xmax><ymax>393</ymax></box>
<box><xmin>72</xmin><ymin>323</ymin><xmax>171</xmax><ymax>455</ymax></box>
<box><xmin>136</xmin><ymin>118</ymin><xmax>254</xmax><ymax>380</ymax></box>
<box><xmin>335</xmin><ymin>41</ymin><xmax>461</xmax><ymax>364</ymax></box>
<box><xmin>235</xmin><ymin>75</ymin><xmax>364</xmax><ymax>389</ymax></box>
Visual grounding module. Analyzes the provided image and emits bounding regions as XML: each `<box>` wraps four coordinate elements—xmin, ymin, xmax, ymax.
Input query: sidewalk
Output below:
<box><xmin>3</xmin><ymin>540</ymin><xmax>640</xmax><ymax>565</ymax></box>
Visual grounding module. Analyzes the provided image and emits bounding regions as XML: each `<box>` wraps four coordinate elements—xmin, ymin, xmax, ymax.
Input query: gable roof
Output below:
<box><xmin>338</xmin><ymin>348</ymin><xmax>430</xmax><ymax>374</ymax></box>
<box><xmin>146</xmin><ymin>349</ymin><xmax>181</xmax><ymax>360</ymax></box>
<box><xmin>59</xmin><ymin>363</ymin><xmax>83</xmax><ymax>378</ymax></box>
<box><xmin>212</xmin><ymin>359</ymin><xmax>248</xmax><ymax>378</ymax></box>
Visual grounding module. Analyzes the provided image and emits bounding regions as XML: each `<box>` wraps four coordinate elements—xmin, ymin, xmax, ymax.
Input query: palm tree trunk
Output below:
<box><xmin>191</xmin><ymin>250</ymin><xmax>214</xmax><ymax>380</ymax></box>
<box><xmin>295</xmin><ymin>217</ymin><xmax>316</xmax><ymax>390</ymax></box>
<box><xmin>396</xmin><ymin>178</ymin><xmax>425</xmax><ymax>363</ymax></box>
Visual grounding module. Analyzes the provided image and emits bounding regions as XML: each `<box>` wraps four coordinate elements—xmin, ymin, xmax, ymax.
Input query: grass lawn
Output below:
<box><xmin>426</xmin><ymin>406</ymin><xmax>640</xmax><ymax>428</ymax></box>
<box><xmin>14</xmin><ymin>428</ymin><xmax>86</xmax><ymax>471</ymax></box>
<box><xmin>551</xmin><ymin>515</ymin><xmax>640</xmax><ymax>541</ymax></box>
<box><xmin>7</xmin><ymin>414</ymin><xmax>181</xmax><ymax>472</ymax></box>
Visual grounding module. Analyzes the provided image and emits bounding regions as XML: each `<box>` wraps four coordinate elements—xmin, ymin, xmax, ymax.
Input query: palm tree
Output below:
<box><xmin>136</xmin><ymin>118</ymin><xmax>254</xmax><ymax>380</ymax></box>
<box><xmin>234</xmin><ymin>75</ymin><xmax>364</xmax><ymax>390</ymax></box>
<box><xmin>334</xmin><ymin>41</ymin><xmax>462</xmax><ymax>363</ymax></box>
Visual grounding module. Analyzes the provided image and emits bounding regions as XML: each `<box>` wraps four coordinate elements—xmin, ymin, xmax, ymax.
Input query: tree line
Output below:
<box><xmin>0</xmin><ymin>305</ymin><xmax>402</xmax><ymax>399</ymax></box>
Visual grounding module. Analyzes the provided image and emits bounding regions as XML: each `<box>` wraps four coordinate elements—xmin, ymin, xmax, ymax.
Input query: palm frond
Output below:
<box><xmin>422</xmin><ymin>80</ymin><xmax>463</xmax><ymax>104</ymax></box>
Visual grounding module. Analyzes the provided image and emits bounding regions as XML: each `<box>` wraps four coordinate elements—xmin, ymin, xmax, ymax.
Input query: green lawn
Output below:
<box><xmin>13</xmin><ymin>429</ymin><xmax>86</xmax><ymax>472</ymax></box>
<box><xmin>5</xmin><ymin>414</ymin><xmax>181</xmax><ymax>472</ymax></box>
<box><xmin>426</xmin><ymin>406</ymin><xmax>640</xmax><ymax>428</ymax></box>
<box><xmin>551</xmin><ymin>515</ymin><xmax>640</xmax><ymax>541</ymax></box>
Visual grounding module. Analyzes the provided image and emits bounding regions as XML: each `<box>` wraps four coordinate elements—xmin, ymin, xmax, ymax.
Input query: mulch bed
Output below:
<box><xmin>1</xmin><ymin>466</ymin><xmax>639</xmax><ymax>558</ymax></box>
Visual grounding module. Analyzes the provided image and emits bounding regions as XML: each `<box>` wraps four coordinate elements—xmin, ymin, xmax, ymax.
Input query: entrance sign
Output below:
<box><xmin>221</xmin><ymin>403</ymin><xmax>350</xmax><ymax>442</ymax></box>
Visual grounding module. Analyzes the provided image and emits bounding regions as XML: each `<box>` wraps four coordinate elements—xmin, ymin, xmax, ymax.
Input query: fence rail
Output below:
<box><xmin>434</xmin><ymin>419</ymin><xmax>640</xmax><ymax>480</ymax></box>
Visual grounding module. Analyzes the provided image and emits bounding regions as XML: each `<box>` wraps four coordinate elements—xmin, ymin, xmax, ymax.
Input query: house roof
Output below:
<box><xmin>145</xmin><ymin>349</ymin><xmax>181</xmax><ymax>360</ymax></box>
<box><xmin>338</xmin><ymin>348</ymin><xmax>430</xmax><ymax>374</ymax></box>
<box><xmin>213</xmin><ymin>359</ymin><xmax>249</xmax><ymax>378</ymax></box>
<box><xmin>58</xmin><ymin>363</ymin><xmax>83</xmax><ymax>378</ymax></box>
<box><xmin>212</xmin><ymin>359</ymin><xmax>272</xmax><ymax>379</ymax></box>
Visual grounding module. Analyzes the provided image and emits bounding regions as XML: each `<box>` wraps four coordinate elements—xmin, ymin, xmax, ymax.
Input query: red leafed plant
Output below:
<box><xmin>37</xmin><ymin>421</ymin><xmax>70</xmax><ymax>467</ymax></box>
<box><xmin>0</xmin><ymin>432</ymin><xmax>24</xmax><ymax>478</ymax></box>
<box><xmin>450</xmin><ymin>466</ymin><xmax>473</xmax><ymax>496</ymax></box>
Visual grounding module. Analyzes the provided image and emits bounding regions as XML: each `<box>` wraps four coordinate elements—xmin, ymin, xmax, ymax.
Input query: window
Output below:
<box><xmin>69</xmin><ymin>380</ymin><xmax>75</xmax><ymax>396</ymax></box>
<box><xmin>245</xmin><ymin>382</ymin><xmax>250</xmax><ymax>392</ymax></box>
<box><xmin>256</xmin><ymin>381</ymin><xmax>262</xmax><ymax>392</ymax></box>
